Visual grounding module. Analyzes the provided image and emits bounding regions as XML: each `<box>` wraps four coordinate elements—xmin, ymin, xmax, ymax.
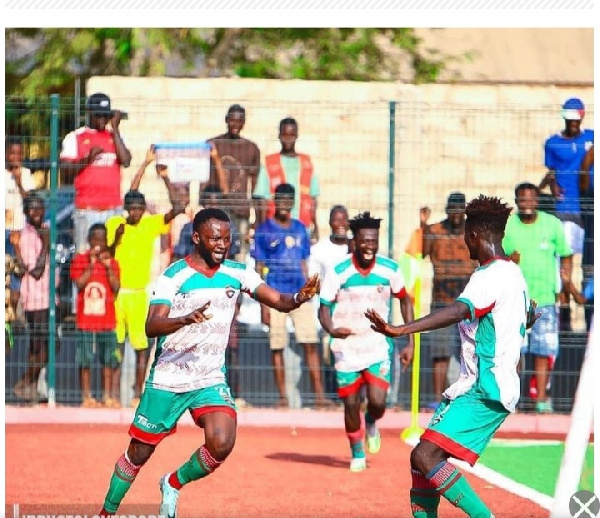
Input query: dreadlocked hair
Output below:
<box><xmin>349</xmin><ymin>211</ymin><xmax>382</xmax><ymax>235</ymax></box>
<box><xmin>465</xmin><ymin>195</ymin><xmax>512</xmax><ymax>234</ymax></box>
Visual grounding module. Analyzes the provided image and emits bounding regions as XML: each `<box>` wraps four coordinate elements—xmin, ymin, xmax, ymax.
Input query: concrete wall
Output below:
<box><xmin>87</xmin><ymin>76</ymin><xmax>594</xmax><ymax>314</ymax></box>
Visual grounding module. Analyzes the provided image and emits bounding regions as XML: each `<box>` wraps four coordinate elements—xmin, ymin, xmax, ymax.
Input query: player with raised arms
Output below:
<box><xmin>98</xmin><ymin>207</ymin><xmax>320</xmax><ymax>518</ymax></box>
<box><xmin>366</xmin><ymin>195</ymin><xmax>539</xmax><ymax>518</ymax></box>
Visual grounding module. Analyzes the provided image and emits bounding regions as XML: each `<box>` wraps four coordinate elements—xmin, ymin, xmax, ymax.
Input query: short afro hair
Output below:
<box><xmin>349</xmin><ymin>211</ymin><xmax>382</xmax><ymax>236</ymax></box>
<box><xmin>465</xmin><ymin>195</ymin><xmax>512</xmax><ymax>235</ymax></box>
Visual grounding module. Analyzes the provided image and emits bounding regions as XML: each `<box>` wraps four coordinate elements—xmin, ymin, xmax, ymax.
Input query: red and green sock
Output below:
<box><xmin>410</xmin><ymin>469</ymin><xmax>440</xmax><ymax>517</ymax></box>
<box><xmin>425</xmin><ymin>461</ymin><xmax>493</xmax><ymax>518</ymax></box>
<box><xmin>101</xmin><ymin>453</ymin><xmax>142</xmax><ymax>514</ymax></box>
<box><xmin>168</xmin><ymin>445</ymin><xmax>222</xmax><ymax>490</ymax></box>
<box><xmin>347</xmin><ymin>428</ymin><xmax>365</xmax><ymax>459</ymax></box>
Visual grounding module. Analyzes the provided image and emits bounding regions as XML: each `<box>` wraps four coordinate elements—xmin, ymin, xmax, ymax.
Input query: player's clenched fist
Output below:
<box><xmin>184</xmin><ymin>302</ymin><xmax>213</xmax><ymax>325</ymax></box>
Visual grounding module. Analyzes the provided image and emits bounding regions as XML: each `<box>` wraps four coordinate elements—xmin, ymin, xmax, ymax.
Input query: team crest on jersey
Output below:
<box><xmin>377</xmin><ymin>284</ymin><xmax>384</xmax><ymax>293</ymax></box>
<box><xmin>225</xmin><ymin>286</ymin><xmax>236</xmax><ymax>299</ymax></box>
<box><xmin>83</xmin><ymin>139</ymin><xmax>90</xmax><ymax>145</ymax></box>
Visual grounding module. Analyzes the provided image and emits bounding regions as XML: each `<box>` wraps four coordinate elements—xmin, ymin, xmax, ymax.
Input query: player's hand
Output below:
<box><xmin>419</xmin><ymin>206</ymin><xmax>431</xmax><ymax>227</ymax></box>
<box><xmin>330</xmin><ymin>327</ymin><xmax>354</xmax><ymax>339</ymax></box>
<box><xmin>110</xmin><ymin>110</ymin><xmax>123</xmax><ymax>129</ymax></box>
<box><xmin>115</xmin><ymin>223</ymin><xmax>126</xmax><ymax>241</ymax></box>
<box><xmin>184</xmin><ymin>302</ymin><xmax>212</xmax><ymax>325</ymax></box>
<box><xmin>99</xmin><ymin>250</ymin><xmax>112</xmax><ymax>268</ymax></box>
<box><xmin>145</xmin><ymin>145</ymin><xmax>156</xmax><ymax>166</ymax></box>
<box><xmin>90</xmin><ymin>245</ymin><xmax>101</xmax><ymax>263</ymax></box>
<box><xmin>296</xmin><ymin>274</ymin><xmax>320</xmax><ymax>303</ymax></box>
<box><xmin>365</xmin><ymin>308</ymin><xmax>402</xmax><ymax>337</ymax></box>
<box><xmin>209</xmin><ymin>142</ymin><xmax>220</xmax><ymax>160</ymax></box>
<box><xmin>399</xmin><ymin>344</ymin><xmax>414</xmax><ymax>370</ymax></box>
<box><xmin>526</xmin><ymin>299</ymin><xmax>541</xmax><ymax>330</ymax></box>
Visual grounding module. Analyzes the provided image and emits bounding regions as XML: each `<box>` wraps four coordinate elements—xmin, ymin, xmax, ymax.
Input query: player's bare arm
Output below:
<box><xmin>255</xmin><ymin>273</ymin><xmax>321</xmax><ymax>313</ymax></box>
<box><xmin>145</xmin><ymin>301</ymin><xmax>212</xmax><ymax>338</ymax></box>
<box><xmin>318</xmin><ymin>304</ymin><xmax>354</xmax><ymax>339</ymax></box>
<box><xmin>398</xmin><ymin>293</ymin><xmax>416</xmax><ymax>367</ymax></box>
<box><xmin>366</xmin><ymin>300</ymin><xmax>470</xmax><ymax>338</ymax></box>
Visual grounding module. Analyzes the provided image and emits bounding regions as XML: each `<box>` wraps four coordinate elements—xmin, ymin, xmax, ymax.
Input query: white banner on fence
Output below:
<box><xmin>154</xmin><ymin>141</ymin><xmax>211</xmax><ymax>184</ymax></box>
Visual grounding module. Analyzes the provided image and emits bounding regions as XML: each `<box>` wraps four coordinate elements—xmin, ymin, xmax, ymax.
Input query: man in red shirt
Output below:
<box><xmin>60</xmin><ymin>92</ymin><xmax>132</xmax><ymax>253</ymax></box>
<box><xmin>70</xmin><ymin>223</ymin><xmax>121</xmax><ymax>408</ymax></box>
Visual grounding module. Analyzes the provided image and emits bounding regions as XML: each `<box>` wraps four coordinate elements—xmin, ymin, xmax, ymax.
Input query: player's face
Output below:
<box><xmin>464</xmin><ymin>224</ymin><xmax>478</xmax><ymax>261</ymax></box>
<box><xmin>353</xmin><ymin>228</ymin><xmax>379</xmax><ymax>267</ymax></box>
<box><xmin>279</xmin><ymin>124</ymin><xmax>298</xmax><ymax>152</ymax></box>
<box><xmin>194</xmin><ymin>219</ymin><xmax>231</xmax><ymax>267</ymax></box>
<box><xmin>446</xmin><ymin>204</ymin><xmax>465</xmax><ymax>228</ymax></box>
<box><xmin>126</xmin><ymin>203</ymin><xmax>146</xmax><ymax>225</ymax></box>
<box><xmin>330</xmin><ymin>210</ymin><xmax>349</xmax><ymax>239</ymax></box>
<box><xmin>89</xmin><ymin>229</ymin><xmax>108</xmax><ymax>252</ymax></box>
<box><xmin>564</xmin><ymin>119</ymin><xmax>582</xmax><ymax>137</ymax></box>
<box><xmin>89</xmin><ymin>113</ymin><xmax>110</xmax><ymax>131</ymax></box>
<box><xmin>226</xmin><ymin>112</ymin><xmax>245</xmax><ymax>137</ymax></box>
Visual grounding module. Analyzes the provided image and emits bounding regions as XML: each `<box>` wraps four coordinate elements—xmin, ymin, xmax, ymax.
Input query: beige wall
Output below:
<box><xmin>87</xmin><ymin>76</ymin><xmax>594</xmax><ymax>317</ymax></box>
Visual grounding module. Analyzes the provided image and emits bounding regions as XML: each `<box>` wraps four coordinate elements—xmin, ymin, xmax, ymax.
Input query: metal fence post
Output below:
<box><xmin>388</xmin><ymin>101</ymin><xmax>396</xmax><ymax>259</ymax></box>
<box><xmin>48</xmin><ymin>94</ymin><xmax>59</xmax><ymax>407</ymax></box>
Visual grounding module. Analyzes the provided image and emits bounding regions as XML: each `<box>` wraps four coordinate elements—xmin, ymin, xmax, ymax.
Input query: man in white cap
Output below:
<box><xmin>539</xmin><ymin>97</ymin><xmax>594</xmax><ymax>331</ymax></box>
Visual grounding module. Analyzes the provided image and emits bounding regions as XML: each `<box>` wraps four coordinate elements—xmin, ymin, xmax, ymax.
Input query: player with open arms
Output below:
<box><xmin>366</xmin><ymin>196</ymin><xmax>539</xmax><ymax>518</ymax></box>
<box><xmin>319</xmin><ymin>212</ymin><xmax>415</xmax><ymax>472</ymax></box>
<box><xmin>98</xmin><ymin>208</ymin><xmax>320</xmax><ymax>518</ymax></box>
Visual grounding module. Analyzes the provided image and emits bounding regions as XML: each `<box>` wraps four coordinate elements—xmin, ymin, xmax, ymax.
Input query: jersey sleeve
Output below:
<box><xmin>309</xmin><ymin>171</ymin><xmax>320</xmax><ymax>197</ymax></box>
<box><xmin>390</xmin><ymin>264</ymin><xmax>407</xmax><ymax>298</ymax></box>
<box><xmin>544</xmin><ymin>137</ymin><xmax>557</xmax><ymax>170</ymax></box>
<box><xmin>554</xmin><ymin>217</ymin><xmax>573</xmax><ymax>257</ymax></box>
<box><xmin>300</xmin><ymin>222</ymin><xmax>310</xmax><ymax>260</ymax></box>
<box><xmin>319</xmin><ymin>265</ymin><xmax>341</xmax><ymax>306</ymax></box>
<box><xmin>147</xmin><ymin>214</ymin><xmax>170</xmax><ymax>236</ymax></box>
<box><xmin>252</xmin><ymin>222</ymin><xmax>268</xmax><ymax>262</ymax></box>
<box><xmin>105</xmin><ymin>216</ymin><xmax>125</xmax><ymax>246</ymax></box>
<box><xmin>502</xmin><ymin>219</ymin><xmax>516</xmax><ymax>255</ymax></box>
<box><xmin>456</xmin><ymin>269</ymin><xmax>496</xmax><ymax>322</ymax></box>
<box><xmin>60</xmin><ymin>131</ymin><xmax>80</xmax><ymax>161</ymax></box>
<box><xmin>240</xmin><ymin>266</ymin><xmax>265</xmax><ymax>296</ymax></box>
<box><xmin>150</xmin><ymin>273</ymin><xmax>178</xmax><ymax>307</ymax></box>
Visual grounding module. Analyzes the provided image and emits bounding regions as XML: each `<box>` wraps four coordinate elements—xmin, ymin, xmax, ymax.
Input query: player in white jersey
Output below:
<box><xmin>98</xmin><ymin>208</ymin><xmax>320</xmax><ymax>518</ymax></box>
<box><xmin>366</xmin><ymin>196</ymin><xmax>540</xmax><ymax>518</ymax></box>
<box><xmin>319</xmin><ymin>212</ymin><xmax>415</xmax><ymax>472</ymax></box>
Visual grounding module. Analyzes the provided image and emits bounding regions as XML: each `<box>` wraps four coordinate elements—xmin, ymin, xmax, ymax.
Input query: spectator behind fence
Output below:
<box><xmin>503</xmin><ymin>182</ymin><xmax>572</xmax><ymax>414</ymax></box>
<box><xmin>70</xmin><ymin>223</ymin><xmax>121</xmax><ymax>408</ymax></box>
<box><xmin>309</xmin><ymin>205</ymin><xmax>350</xmax><ymax>370</ymax></box>
<box><xmin>208</xmin><ymin>104</ymin><xmax>261</xmax><ymax>259</ymax></box>
<box><xmin>253</xmin><ymin>117</ymin><xmax>320</xmax><ymax>243</ymax></box>
<box><xmin>106</xmin><ymin>182</ymin><xmax>186</xmax><ymax>409</ymax></box>
<box><xmin>561</xmin><ymin>268</ymin><xmax>593</xmax><ymax>334</ymax></box>
<box><xmin>539</xmin><ymin>97</ymin><xmax>594</xmax><ymax>331</ymax></box>
<box><xmin>422</xmin><ymin>192</ymin><xmax>478</xmax><ymax>408</ymax></box>
<box><xmin>171</xmin><ymin>185</ymin><xmax>246</xmax><ymax>406</ymax></box>
<box><xmin>5</xmin><ymin>137</ymin><xmax>36</xmax><ymax>316</ymax></box>
<box><xmin>252</xmin><ymin>183</ymin><xmax>329</xmax><ymax>409</ymax></box>
<box><xmin>580</xmin><ymin>144</ymin><xmax>594</xmax><ymax>330</ymax></box>
<box><xmin>60</xmin><ymin>92</ymin><xmax>132</xmax><ymax>253</ymax></box>
<box><xmin>12</xmin><ymin>193</ymin><xmax>60</xmax><ymax>402</ymax></box>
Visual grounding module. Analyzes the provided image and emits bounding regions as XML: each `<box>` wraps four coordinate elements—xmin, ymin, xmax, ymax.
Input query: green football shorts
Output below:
<box><xmin>129</xmin><ymin>383</ymin><xmax>237</xmax><ymax>445</ymax></box>
<box><xmin>420</xmin><ymin>387</ymin><xmax>510</xmax><ymax>466</ymax></box>
<box><xmin>336</xmin><ymin>359</ymin><xmax>392</xmax><ymax>398</ymax></box>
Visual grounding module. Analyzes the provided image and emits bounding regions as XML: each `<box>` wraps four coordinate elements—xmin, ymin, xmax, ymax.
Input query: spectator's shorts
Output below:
<box><xmin>269</xmin><ymin>303</ymin><xmax>318</xmax><ymax>350</ymax></box>
<box><xmin>76</xmin><ymin>330</ymin><xmax>120</xmax><ymax>368</ymax></box>
<box><xmin>335</xmin><ymin>360</ymin><xmax>392</xmax><ymax>398</ymax></box>
<box><xmin>560</xmin><ymin>220</ymin><xmax>584</xmax><ymax>255</ymax></box>
<box><xmin>523</xmin><ymin>304</ymin><xmax>558</xmax><ymax>358</ymax></box>
<box><xmin>428</xmin><ymin>303</ymin><xmax>461</xmax><ymax>360</ymax></box>
<box><xmin>421</xmin><ymin>387</ymin><xmax>509</xmax><ymax>466</ymax></box>
<box><xmin>129</xmin><ymin>383</ymin><xmax>236</xmax><ymax>445</ymax></box>
<box><xmin>116</xmin><ymin>289</ymin><xmax>150</xmax><ymax>350</ymax></box>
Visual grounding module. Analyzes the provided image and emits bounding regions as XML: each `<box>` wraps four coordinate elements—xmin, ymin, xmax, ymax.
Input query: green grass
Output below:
<box><xmin>479</xmin><ymin>440</ymin><xmax>594</xmax><ymax>497</ymax></box>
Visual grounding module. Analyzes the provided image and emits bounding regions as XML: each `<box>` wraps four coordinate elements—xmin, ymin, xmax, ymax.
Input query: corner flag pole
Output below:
<box><xmin>401</xmin><ymin>253</ymin><xmax>424</xmax><ymax>442</ymax></box>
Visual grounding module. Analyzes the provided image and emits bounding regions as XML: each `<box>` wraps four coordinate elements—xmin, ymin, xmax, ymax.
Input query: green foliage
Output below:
<box><xmin>6</xmin><ymin>28</ymin><xmax>459</xmax><ymax>99</ymax></box>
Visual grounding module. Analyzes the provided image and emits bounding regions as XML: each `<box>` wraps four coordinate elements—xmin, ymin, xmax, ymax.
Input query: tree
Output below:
<box><xmin>6</xmin><ymin>28</ymin><xmax>458</xmax><ymax>98</ymax></box>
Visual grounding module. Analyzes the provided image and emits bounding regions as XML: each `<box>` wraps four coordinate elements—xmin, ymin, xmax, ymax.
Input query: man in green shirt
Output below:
<box><xmin>503</xmin><ymin>182</ymin><xmax>572</xmax><ymax>413</ymax></box>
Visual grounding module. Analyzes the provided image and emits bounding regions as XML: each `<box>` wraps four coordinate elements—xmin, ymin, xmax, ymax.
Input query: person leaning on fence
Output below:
<box><xmin>252</xmin><ymin>183</ymin><xmax>330</xmax><ymax>409</ymax></box>
<box><xmin>539</xmin><ymin>97</ymin><xmax>594</xmax><ymax>332</ymax></box>
<box><xmin>422</xmin><ymin>192</ymin><xmax>478</xmax><ymax>409</ymax></box>
<box><xmin>5</xmin><ymin>137</ymin><xmax>36</xmax><ymax>319</ymax></box>
<box><xmin>60</xmin><ymin>92</ymin><xmax>132</xmax><ymax>253</ymax></box>
<box><xmin>253</xmin><ymin>117</ymin><xmax>320</xmax><ymax>243</ymax></box>
<box><xmin>502</xmin><ymin>182</ymin><xmax>572</xmax><ymax>414</ymax></box>
<box><xmin>208</xmin><ymin>104</ymin><xmax>261</xmax><ymax>259</ymax></box>
<box><xmin>70</xmin><ymin>223</ymin><xmax>121</xmax><ymax>408</ymax></box>
<box><xmin>12</xmin><ymin>193</ymin><xmax>60</xmax><ymax>403</ymax></box>
<box><xmin>106</xmin><ymin>176</ymin><xmax>187</xmax><ymax>409</ymax></box>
